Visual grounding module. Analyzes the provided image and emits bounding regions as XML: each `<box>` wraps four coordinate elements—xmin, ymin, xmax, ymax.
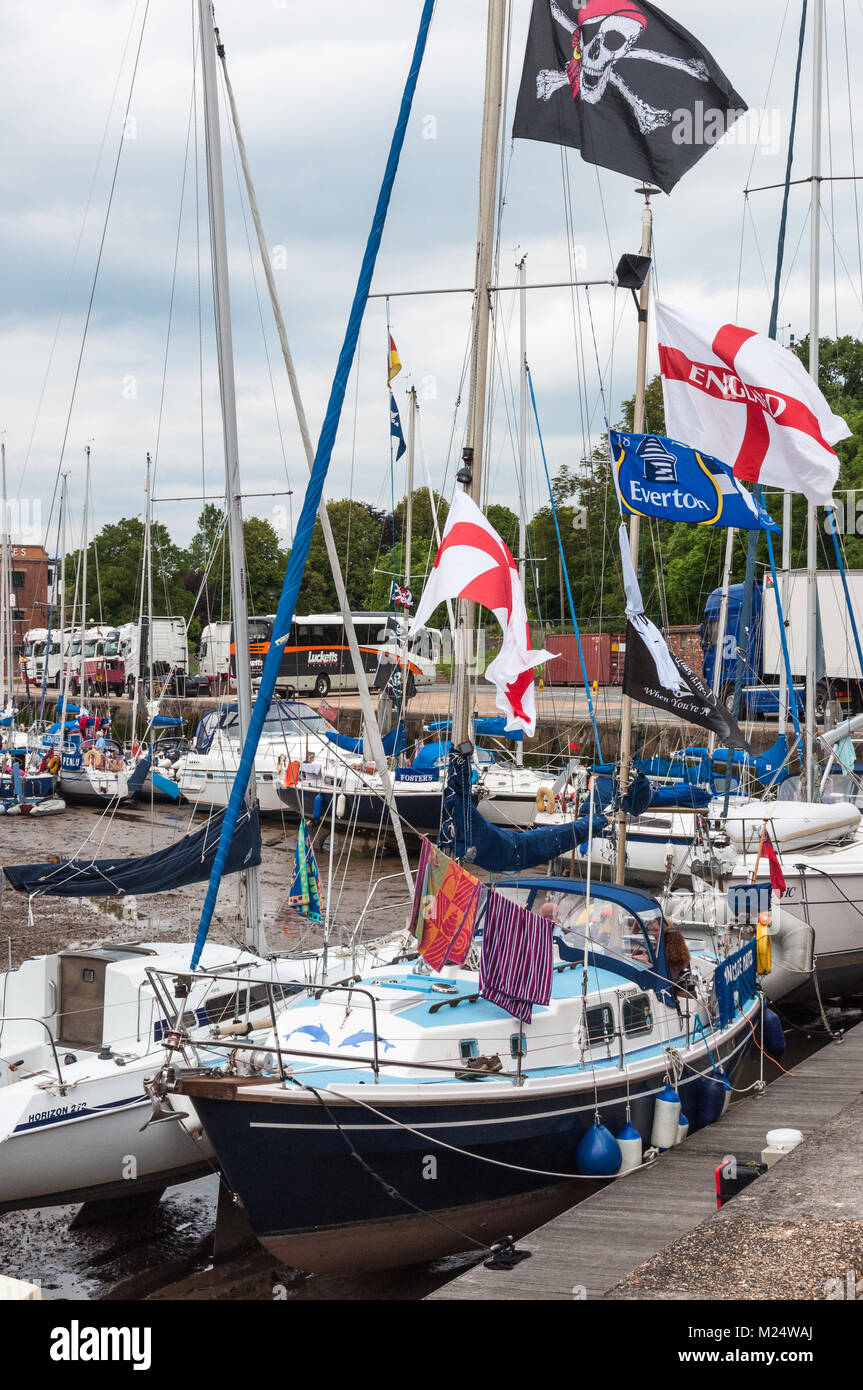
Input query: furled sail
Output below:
<box><xmin>3</xmin><ymin>805</ymin><xmax>261</xmax><ymax>898</ymax></box>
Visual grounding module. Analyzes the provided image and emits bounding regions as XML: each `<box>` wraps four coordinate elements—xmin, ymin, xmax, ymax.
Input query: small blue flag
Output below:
<box><xmin>389</xmin><ymin>392</ymin><xmax>406</xmax><ymax>460</ymax></box>
<box><xmin>612</xmin><ymin>431</ymin><xmax>779</xmax><ymax>532</ymax></box>
<box><xmin>287</xmin><ymin>819</ymin><xmax>323</xmax><ymax>924</ymax></box>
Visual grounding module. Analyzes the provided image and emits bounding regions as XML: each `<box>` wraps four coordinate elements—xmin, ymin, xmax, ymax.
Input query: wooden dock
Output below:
<box><xmin>427</xmin><ymin>1020</ymin><xmax>863</xmax><ymax>1301</ymax></box>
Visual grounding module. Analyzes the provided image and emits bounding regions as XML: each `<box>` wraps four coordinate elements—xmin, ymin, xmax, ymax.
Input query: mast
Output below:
<box><xmin>198</xmin><ymin>0</ymin><xmax>263</xmax><ymax>952</ymax></box>
<box><xmin>59</xmin><ymin>473</ymin><xmax>67</xmax><ymax>712</ymax></box>
<box><xmin>708</xmin><ymin>526</ymin><xmax>735</xmax><ymax>756</ymax></box>
<box><xmin>404</xmin><ymin>386</ymin><xmax>417</xmax><ymax>594</ymax></box>
<box><xmin>80</xmin><ymin>445</ymin><xmax>90</xmax><ymax>694</ymax></box>
<box><xmin>0</xmin><ymin>442</ymin><xmax>11</xmax><ymax>711</ymax></box>
<box><xmin>145</xmin><ymin>451</ymin><xmax>155</xmax><ymax>743</ymax></box>
<box><xmin>804</xmin><ymin>0</ymin><xmax>823</xmax><ymax>802</ymax></box>
<box><xmin>516</xmin><ymin>253</ymin><xmax>529</xmax><ymax>768</ymax></box>
<box><xmin>454</xmin><ymin>0</ymin><xmax>507</xmax><ymax>750</ymax></box>
<box><xmin>615</xmin><ymin>189</ymin><xmax>655</xmax><ymax>884</ymax></box>
<box><xmin>214</xmin><ymin>20</ymin><xmax>415</xmax><ymax>891</ymax></box>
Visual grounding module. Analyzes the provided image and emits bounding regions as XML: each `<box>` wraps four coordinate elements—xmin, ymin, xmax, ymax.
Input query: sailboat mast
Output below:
<box><xmin>198</xmin><ymin>0</ymin><xmax>263</xmax><ymax>951</ymax></box>
<box><xmin>81</xmin><ymin>445</ymin><xmax>90</xmax><ymax>679</ymax></box>
<box><xmin>454</xmin><ymin>0</ymin><xmax>507</xmax><ymax>750</ymax></box>
<box><xmin>404</xmin><ymin>387</ymin><xmax>417</xmax><ymax>594</ymax></box>
<box><xmin>59</xmin><ymin>473</ymin><xmax>67</xmax><ymax>708</ymax></box>
<box><xmin>615</xmin><ymin>191</ymin><xmax>654</xmax><ymax>884</ymax></box>
<box><xmin>0</xmin><ymin>441</ymin><xmax>10</xmax><ymax>710</ymax></box>
<box><xmin>517</xmin><ymin>254</ymin><xmax>529</xmax><ymax>769</ymax></box>
<box><xmin>805</xmin><ymin>0</ymin><xmax>824</xmax><ymax>802</ymax></box>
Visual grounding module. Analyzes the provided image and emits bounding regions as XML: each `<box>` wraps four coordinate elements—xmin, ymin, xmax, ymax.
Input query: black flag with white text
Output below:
<box><xmin>623</xmin><ymin>620</ymin><xmax>754</xmax><ymax>752</ymax></box>
<box><xmin>513</xmin><ymin>1</ymin><xmax>747</xmax><ymax>194</ymax></box>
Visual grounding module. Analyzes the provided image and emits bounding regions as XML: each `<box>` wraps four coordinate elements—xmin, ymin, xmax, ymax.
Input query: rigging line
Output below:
<box><xmin>743</xmin><ymin>0</ymin><xmax>792</xmax><ymax>190</ymax></box>
<box><xmin>152</xmin><ymin>51</ymin><xmax>200</xmax><ymax>488</ymax></box>
<box><xmin>764</xmin><ymin>0</ymin><xmax>808</xmax><ymax>336</ymax></box>
<box><xmin>220</xmin><ymin>61</ymin><xmax>294</xmax><ymax>502</ymax></box>
<box><xmin>842</xmin><ymin>0</ymin><xmax>863</xmax><ymax>308</ymax></box>
<box><xmin>528</xmin><ymin>368</ymin><xmax>602</xmax><ymax>760</ymax></box>
<box><xmin>823</xmin><ymin>10</ymin><xmax>839</xmax><ymax>342</ymax></box>
<box><xmin>53</xmin><ymin>1</ymin><xmax>152</xmax><ymax>487</ymax></box>
<box><xmin>16</xmin><ymin>0</ymin><xmax>146</xmax><ymax>504</ymax></box>
<box><xmin>818</xmin><ymin>201</ymin><xmax>863</xmax><ymax>318</ymax></box>
<box><xmin>734</xmin><ymin>195</ymin><xmax>749</xmax><ymax>322</ymax></box>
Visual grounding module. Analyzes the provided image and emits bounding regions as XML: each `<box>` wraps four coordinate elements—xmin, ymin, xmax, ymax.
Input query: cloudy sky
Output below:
<box><xmin>2</xmin><ymin>0</ymin><xmax>862</xmax><ymax>562</ymax></box>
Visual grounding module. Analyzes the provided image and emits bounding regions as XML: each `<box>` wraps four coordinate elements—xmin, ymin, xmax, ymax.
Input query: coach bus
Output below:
<box><xmin>233</xmin><ymin>611</ymin><xmax>440</xmax><ymax>697</ymax></box>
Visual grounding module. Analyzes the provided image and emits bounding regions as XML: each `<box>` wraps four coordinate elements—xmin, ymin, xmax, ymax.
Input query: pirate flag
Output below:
<box><xmin>513</xmin><ymin>1</ymin><xmax>747</xmax><ymax>194</ymax></box>
<box><xmin>617</xmin><ymin>524</ymin><xmax>753</xmax><ymax>752</ymax></box>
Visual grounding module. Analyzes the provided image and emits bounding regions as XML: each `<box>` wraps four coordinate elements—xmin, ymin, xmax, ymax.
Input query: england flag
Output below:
<box><xmin>409</xmin><ymin>491</ymin><xmax>552</xmax><ymax>736</ymax></box>
<box><xmin>656</xmin><ymin>301</ymin><xmax>850</xmax><ymax>505</ymax></box>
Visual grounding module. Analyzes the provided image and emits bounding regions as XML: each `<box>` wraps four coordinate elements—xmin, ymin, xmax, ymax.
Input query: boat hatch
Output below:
<box><xmin>57</xmin><ymin>951</ymin><xmax>116</xmax><ymax>1048</ymax></box>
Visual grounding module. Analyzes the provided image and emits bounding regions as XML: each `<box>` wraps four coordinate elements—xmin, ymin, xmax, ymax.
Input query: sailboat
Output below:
<box><xmin>0</xmin><ymin>2</ymin><xmax>413</xmax><ymax>1212</ymax></box>
<box><xmin>147</xmin><ymin>0</ymin><xmax>788</xmax><ymax>1276</ymax></box>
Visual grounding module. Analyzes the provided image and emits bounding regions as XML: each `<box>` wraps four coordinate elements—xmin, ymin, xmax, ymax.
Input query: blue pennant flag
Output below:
<box><xmin>389</xmin><ymin>392</ymin><xmax>406</xmax><ymax>460</ymax></box>
<box><xmin>612</xmin><ymin>431</ymin><xmax>779</xmax><ymax>532</ymax></box>
<box><xmin>287</xmin><ymin>819</ymin><xmax>323</xmax><ymax>924</ymax></box>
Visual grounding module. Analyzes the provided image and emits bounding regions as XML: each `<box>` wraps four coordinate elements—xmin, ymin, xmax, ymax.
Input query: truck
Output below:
<box><xmin>184</xmin><ymin>621</ymin><xmax>232</xmax><ymax>696</ymax></box>
<box><xmin>20</xmin><ymin>628</ymin><xmax>70</xmax><ymax>688</ymax></box>
<box><xmin>118</xmin><ymin>617</ymin><xmax>189</xmax><ymax>698</ymax></box>
<box><xmin>64</xmin><ymin>626</ymin><xmax>125</xmax><ymax>697</ymax></box>
<box><xmin>701</xmin><ymin>569</ymin><xmax>863</xmax><ymax>719</ymax></box>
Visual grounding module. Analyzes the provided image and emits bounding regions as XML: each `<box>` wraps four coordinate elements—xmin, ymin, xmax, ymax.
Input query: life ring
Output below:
<box><xmin>536</xmin><ymin>785</ymin><xmax>555</xmax><ymax>815</ymax></box>
<box><xmin>47</xmin><ymin>755</ymin><xmax>61</xmax><ymax>775</ymax></box>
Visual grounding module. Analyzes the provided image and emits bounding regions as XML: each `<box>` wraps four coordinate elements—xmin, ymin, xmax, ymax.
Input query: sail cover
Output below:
<box><xmin>3</xmin><ymin>806</ymin><xmax>261</xmax><ymax>898</ymax></box>
<box><xmin>442</xmin><ymin>754</ymin><xmax>606</xmax><ymax>874</ymax></box>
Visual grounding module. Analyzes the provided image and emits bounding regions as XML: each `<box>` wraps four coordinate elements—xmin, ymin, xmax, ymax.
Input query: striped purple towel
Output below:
<box><xmin>479</xmin><ymin>892</ymin><xmax>553</xmax><ymax>1024</ymax></box>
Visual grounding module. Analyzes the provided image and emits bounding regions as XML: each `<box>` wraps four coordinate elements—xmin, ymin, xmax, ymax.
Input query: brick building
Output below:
<box><xmin>7</xmin><ymin>544</ymin><xmax>52</xmax><ymax>650</ymax></box>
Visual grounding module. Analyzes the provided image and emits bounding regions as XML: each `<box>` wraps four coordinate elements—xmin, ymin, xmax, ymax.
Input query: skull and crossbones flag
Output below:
<box><xmin>513</xmin><ymin>1</ymin><xmax>747</xmax><ymax>194</ymax></box>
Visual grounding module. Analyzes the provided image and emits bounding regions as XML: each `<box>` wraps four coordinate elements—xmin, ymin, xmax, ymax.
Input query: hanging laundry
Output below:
<box><xmin>287</xmin><ymin>819</ymin><xmax>323</xmax><ymax>924</ymax></box>
<box><xmin>479</xmin><ymin>892</ymin><xmax>553</xmax><ymax>1024</ymax></box>
<box><xmin>409</xmin><ymin>837</ymin><xmax>482</xmax><ymax>971</ymax></box>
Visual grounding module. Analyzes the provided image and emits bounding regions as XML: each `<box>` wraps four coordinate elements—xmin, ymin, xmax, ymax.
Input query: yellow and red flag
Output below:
<box><xmin>387</xmin><ymin>333</ymin><xmax>402</xmax><ymax>386</ymax></box>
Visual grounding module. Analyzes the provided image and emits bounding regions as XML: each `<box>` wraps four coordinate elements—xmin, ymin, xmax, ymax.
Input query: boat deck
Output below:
<box><xmin>426</xmin><ymin>1017</ymin><xmax>863</xmax><ymax>1301</ymax></box>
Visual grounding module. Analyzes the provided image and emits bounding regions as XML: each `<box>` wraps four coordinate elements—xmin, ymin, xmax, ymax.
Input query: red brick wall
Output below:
<box><xmin>663</xmin><ymin>625</ymin><xmax>703</xmax><ymax>677</ymax></box>
<box><xmin>8</xmin><ymin>545</ymin><xmax>51</xmax><ymax>648</ymax></box>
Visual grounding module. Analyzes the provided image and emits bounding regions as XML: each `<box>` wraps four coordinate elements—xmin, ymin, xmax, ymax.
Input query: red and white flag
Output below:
<box><xmin>409</xmin><ymin>491</ymin><xmax>552</xmax><ymax>736</ymax></box>
<box><xmin>656</xmin><ymin>301</ymin><xmax>850</xmax><ymax>505</ymax></box>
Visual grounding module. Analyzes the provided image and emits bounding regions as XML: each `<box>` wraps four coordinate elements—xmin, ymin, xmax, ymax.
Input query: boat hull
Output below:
<box><xmin>180</xmin><ymin>1015</ymin><xmax>754</xmax><ymax>1275</ymax></box>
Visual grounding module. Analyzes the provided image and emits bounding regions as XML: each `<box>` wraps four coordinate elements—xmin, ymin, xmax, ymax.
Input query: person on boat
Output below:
<box><xmin>664</xmin><ymin>926</ymin><xmax>695</xmax><ymax>1001</ymax></box>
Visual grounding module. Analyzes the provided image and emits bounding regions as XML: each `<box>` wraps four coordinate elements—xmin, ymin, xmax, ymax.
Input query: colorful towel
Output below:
<box><xmin>409</xmin><ymin>837</ymin><xmax>481</xmax><ymax>971</ymax></box>
<box><xmin>287</xmin><ymin>819</ymin><xmax>323</xmax><ymax>924</ymax></box>
<box><xmin>479</xmin><ymin>892</ymin><xmax>553</xmax><ymax>1024</ymax></box>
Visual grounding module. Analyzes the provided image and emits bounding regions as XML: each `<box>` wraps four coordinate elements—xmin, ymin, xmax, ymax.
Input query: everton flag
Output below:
<box><xmin>390</xmin><ymin>392</ymin><xmax>406</xmax><ymax>460</ymax></box>
<box><xmin>618</xmin><ymin>524</ymin><xmax>753</xmax><ymax>751</ymax></box>
<box><xmin>612</xmin><ymin>430</ymin><xmax>778</xmax><ymax>531</ymax></box>
<box><xmin>513</xmin><ymin>1</ymin><xmax>747</xmax><ymax>194</ymax></box>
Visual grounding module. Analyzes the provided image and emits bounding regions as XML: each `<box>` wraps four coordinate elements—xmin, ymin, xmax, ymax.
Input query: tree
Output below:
<box><xmin>296</xmin><ymin>499</ymin><xmax>384</xmax><ymax>613</ymax></box>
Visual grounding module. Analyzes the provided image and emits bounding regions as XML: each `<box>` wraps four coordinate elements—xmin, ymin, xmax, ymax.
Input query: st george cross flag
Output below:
<box><xmin>513</xmin><ymin>0</ymin><xmax>746</xmax><ymax>195</ymax></box>
<box><xmin>389</xmin><ymin>392</ymin><xmax>407</xmax><ymax>461</ymax></box>
<box><xmin>409</xmin><ymin>491</ymin><xmax>553</xmax><ymax>736</ymax></box>
<box><xmin>612</xmin><ymin>430</ymin><xmax>778</xmax><ymax>531</ymax></box>
<box><xmin>657</xmin><ymin>301</ymin><xmax>851</xmax><ymax>505</ymax></box>
<box><xmin>618</xmin><ymin>525</ymin><xmax>753</xmax><ymax>751</ymax></box>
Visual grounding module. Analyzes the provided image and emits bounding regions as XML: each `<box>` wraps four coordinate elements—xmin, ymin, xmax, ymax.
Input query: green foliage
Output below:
<box><xmin>53</xmin><ymin>337</ymin><xmax>863</xmax><ymax>642</ymax></box>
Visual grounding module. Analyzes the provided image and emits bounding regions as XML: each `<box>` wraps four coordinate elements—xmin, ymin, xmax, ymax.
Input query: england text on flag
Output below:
<box><xmin>656</xmin><ymin>301</ymin><xmax>851</xmax><ymax>505</ymax></box>
<box><xmin>409</xmin><ymin>491</ymin><xmax>553</xmax><ymax>736</ymax></box>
